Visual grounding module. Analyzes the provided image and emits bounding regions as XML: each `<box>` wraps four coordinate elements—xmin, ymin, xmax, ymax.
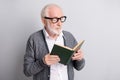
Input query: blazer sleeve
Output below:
<box><xmin>72</xmin><ymin>36</ymin><xmax>85</xmax><ymax>71</ymax></box>
<box><xmin>23</xmin><ymin>36</ymin><xmax>47</xmax><ymax>77</ymax></box>
<box><xmin>72</xmin><ymin>38</ymin><xmax>85</xmax><ymax>71</ymax></box>
<box><xmin>73</xmin><ymin>58</ymin><xmax>85</xmax><ymax>70</ymax></box>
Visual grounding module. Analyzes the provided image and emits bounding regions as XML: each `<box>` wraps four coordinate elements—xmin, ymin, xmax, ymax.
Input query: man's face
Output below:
<box><xmin>43</xmin><ymin>6</ymin><xmax>65</xmax><ymax>35</ymax></box>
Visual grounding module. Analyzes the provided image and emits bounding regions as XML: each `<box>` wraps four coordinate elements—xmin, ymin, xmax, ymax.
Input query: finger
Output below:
<box><xmin>47</xmin><ymin>58</ymin><xmax>60</xmax><ymax>65</ymax></box>
<box><xmin>76</xmin><ymin>49</ymin><xmax>83</xmax><ymax>53</ymax></box>
<box><xmin>72</xmin><ymin>53</ymin><xmax>83</xmax><ymax>60</ymax></box>
<box><xmin>48</xmin><ymin>58</ymin><xmax>60</xmax><ymax>62</ymax></box>
<box><xmin>73</xmin><ymin>52</ymin><xmax>81</xmax><ymax>57</ymax></box>
<box><xmin>50</xmin><ymin>55</ymin><xmax>60</xmax><ymax>61</ymax></box>
<box><xmin>50</xmin><ymin>55</ymin><xmax>59</xmax><ymax>58</ymax></box>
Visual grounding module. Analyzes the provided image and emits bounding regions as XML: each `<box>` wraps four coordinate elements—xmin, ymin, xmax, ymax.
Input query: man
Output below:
<box><xmin>24</xmin><ymin>3</ymin><xmax>85</xmax><ymax>80</ymax></box>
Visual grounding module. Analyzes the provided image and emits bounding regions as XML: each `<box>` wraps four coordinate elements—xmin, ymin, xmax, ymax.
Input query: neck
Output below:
<box><xmin>48</xmin><ymin>32</ymin><xmax>59</xmax><ymax>40</ymax></box>
<box><xmin>45</xmin><ymin>28</ymin><xmax>60</xmax><ymax>40</ymax></box>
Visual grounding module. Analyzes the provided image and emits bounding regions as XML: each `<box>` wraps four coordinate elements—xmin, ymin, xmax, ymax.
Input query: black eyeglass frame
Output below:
<box><xmin>44</xmin><ymin>16</ymin><xmax>67</xmax><ymax>23</ymax></box>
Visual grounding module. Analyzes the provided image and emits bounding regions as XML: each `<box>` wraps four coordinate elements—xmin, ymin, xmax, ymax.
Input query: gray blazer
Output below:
<box><xmin>24</xmin><ymin>29</ymin><xmax>85</xmax><ymax>80</ymax></box>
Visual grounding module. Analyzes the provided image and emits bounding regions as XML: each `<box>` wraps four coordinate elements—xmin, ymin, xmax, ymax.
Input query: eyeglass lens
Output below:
<box><xmin>44</xmin><ymin>16</ymin><xmax>66</xmax><ymax>23</ymax></box>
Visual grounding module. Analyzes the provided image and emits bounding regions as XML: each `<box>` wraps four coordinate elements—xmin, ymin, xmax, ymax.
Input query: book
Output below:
<box><xmin>50</xmin><ymin>40</ymin><xmax>85</xmax><ymax>65</ymax></box>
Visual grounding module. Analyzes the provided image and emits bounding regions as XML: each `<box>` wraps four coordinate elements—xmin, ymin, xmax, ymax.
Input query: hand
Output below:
<box><xmin>72</xmin><ymin>49</ymin><xmax>84</xmax><ymax>61</ymax></box>
<box><xmin>43</xmin><ymin>54</ymin><xmax>60</xmax><ymax>65</ymax></box>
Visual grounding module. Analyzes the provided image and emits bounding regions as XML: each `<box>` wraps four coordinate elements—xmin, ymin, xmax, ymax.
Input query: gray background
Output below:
<box><xmin>0</xmin><ymin>0</ymin><xmax>120</xmax><ymax>80</ymax></box>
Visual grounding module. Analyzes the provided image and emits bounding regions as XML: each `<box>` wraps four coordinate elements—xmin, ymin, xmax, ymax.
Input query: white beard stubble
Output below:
<box><xmin>47</xmin><ymin>22</ymin><xmax>62</xmax><ymax>35</ymax></box>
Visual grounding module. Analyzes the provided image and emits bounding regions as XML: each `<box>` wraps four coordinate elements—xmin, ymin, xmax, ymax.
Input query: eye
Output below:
<box><xmin>51</xmin><ymin>18</ymin><xmax>58</xmax><ymax>23</ymax></box>
<box><xmin>60</xmin><ymin>16</ymin><xmax>66</xmax><ymax>22</ymax></box>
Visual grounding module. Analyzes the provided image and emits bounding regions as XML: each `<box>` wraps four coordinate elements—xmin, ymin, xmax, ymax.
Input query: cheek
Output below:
<box><xmin>50</xmin><ymin>24</ymin><xmax>57</xmax><ymax>28</ymax></box>
<box><xmin>47</xmin><ymin>21</ymin><xmax>58</xmax><ymax>29</ymax></box>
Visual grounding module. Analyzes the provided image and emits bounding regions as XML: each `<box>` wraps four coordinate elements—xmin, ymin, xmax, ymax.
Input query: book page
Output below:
<box><xmin>73</xmin><ymin>40</ymin><xmax>85</xmax><ymax>52</ymax></box>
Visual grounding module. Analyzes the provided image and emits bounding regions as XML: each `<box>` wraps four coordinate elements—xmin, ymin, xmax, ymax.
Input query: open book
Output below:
<box><xmin>50</xmin><ymin>40</ymin><xmax>85</xmax><ymax>65</ymax></box>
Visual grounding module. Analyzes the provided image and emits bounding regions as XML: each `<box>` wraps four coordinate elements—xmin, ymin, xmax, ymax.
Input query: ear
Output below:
<box><xmin>41</xmin><ymin>18</ymin><xmax>46</xmax><ymax>26</ymax></box>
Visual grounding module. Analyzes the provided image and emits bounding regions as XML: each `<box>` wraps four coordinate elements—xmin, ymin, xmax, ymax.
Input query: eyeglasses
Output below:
<box><xmin>44</xmin><ymin>16</ymin><xmax>67</xmax><ymax>24</ymax></box>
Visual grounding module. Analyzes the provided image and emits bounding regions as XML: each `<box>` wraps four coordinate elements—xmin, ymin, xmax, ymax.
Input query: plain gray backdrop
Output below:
<box><xmin>0</xmin><ymin>0</ymin><xmax>120</xmax><ymax>80</ymax></box>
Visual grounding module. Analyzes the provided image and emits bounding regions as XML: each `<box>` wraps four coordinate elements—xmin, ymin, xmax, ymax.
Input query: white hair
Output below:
<box><xmin>41</xmin><ymin>3</ymin><xmax>62</xmax><ymax>18</ymax></box>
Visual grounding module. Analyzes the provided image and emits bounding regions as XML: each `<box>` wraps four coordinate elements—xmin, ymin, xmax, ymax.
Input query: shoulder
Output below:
<box><xmin>28</xmin><ymin>29</ymin><xmax>43</xmax><ymax>41</ymax></box>
<box><xmin>62</xmin><ymin>30</ymin><xmax>75</xmax><ymax>39</ymax></box>
<box><xmin>62</xmin><ymin>30</ymin><xmax>77</xmax><ymax>48</ymax></box>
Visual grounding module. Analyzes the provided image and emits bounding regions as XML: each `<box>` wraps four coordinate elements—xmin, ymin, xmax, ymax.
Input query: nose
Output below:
<box><xmin>57</xmin><ymin>19</ymin><xmax>62</xmax><ymax>26</ymax></box>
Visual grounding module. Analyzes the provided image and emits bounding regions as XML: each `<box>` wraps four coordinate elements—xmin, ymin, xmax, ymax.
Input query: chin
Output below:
<box><xmin>52</xmin><ymin>30</ymin><xmax>61</xmax><ymax>35</ymax></box>
<box><xmin>48</xmin><ymin>26</ymin><xmax>62</xmax><ymax>35</ymax></box>
<box><xmin>53</xmin><ymin>31</ymin><xmax>60</xmax><ymax>35</ymax></box>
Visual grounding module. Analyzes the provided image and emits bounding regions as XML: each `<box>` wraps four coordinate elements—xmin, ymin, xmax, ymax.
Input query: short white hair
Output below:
<box><xmin>41</xmin><ymin>3</ymin><xmax>62</xmax><ymax>18</ymax></box>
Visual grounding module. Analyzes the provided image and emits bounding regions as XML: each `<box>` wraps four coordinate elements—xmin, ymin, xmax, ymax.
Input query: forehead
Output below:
<box><xmin>46</xmin><ymin>6</ymin><xmax>64</xmax><ymax>17</ymax></box>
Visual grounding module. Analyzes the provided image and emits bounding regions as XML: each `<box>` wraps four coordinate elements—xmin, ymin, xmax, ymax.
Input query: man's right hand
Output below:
<box><xmin>43</xmin><ymin>54</ymin><xmax>60</xmax><ymax>65</ymax></box>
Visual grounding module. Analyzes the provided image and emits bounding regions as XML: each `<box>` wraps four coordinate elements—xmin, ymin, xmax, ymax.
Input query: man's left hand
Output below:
<box><xmin>72</xmin><ymin>49</ymin><xmax>84</xmax><ymax>61</ymax></box>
